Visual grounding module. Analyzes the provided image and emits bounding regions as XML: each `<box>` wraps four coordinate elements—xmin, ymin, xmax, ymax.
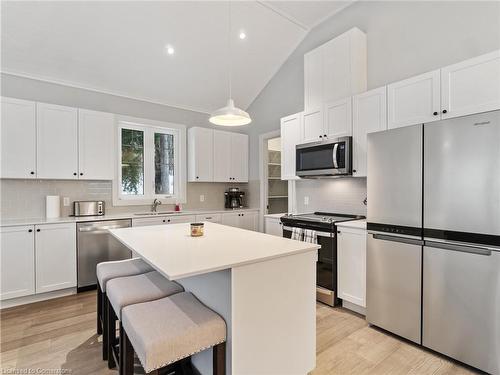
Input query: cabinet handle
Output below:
<box><xmin>337</xmin><ymin>231</ymin><xmax>341</xmax><ymax>234</ymax></box>
<box><xmin>319</xmin><ymin>135</ymin><xmax>323</xmax><ymax>139</ymax></box>
<box><xmin>442</xmin><ymin>109</ymin><xmax>448</xmax><ymax>114</ymax></box>
<box><xmin>206</xmin><ymin>217</ymin><xmax>212</xmax><ymax>219</ymax></box>
<box><xmin>36</xmin><ymin>229</ymin><xmax>40</xmax><ymax>232</ymax></box>
<box><xmin>80</xmin><ymin>173</ymin><xmax>83</xmax><ymax>176</ymax></box>
<box><xmin>324</xmin><ymin>134</ymin><xmax>327</xmax><ymax>138</ymax></box>
<box><xmin>162</xmin><ymin>219</ymin><xmax>166</xmax><ymax>223</ymax></box>
<box><xmin>28</xmin><ymin>229</ymin><xmax>33</xmax><ymax>233</ymax></box>
<box><xmin>73</xmin><ymin>172</ymin><xmax>77</xmax><ymax>176</ymax></box>
<box><xmin>30</xmin><ymin>171</ymin><xmax>35</xmax><ymax>175</ymax></box>
<box><xmin>353</xmin><ymin>169</ymin><xmax>357</xmax><ymax>173</ymax></box>
<box><xmin>196</xmin><ymin>176</ymin><xmax>199</xmax><ymax>179</ymax></box>
<box><xmin>433</xmin><ymin>111</ymin><xmax>438</xmax><ymax>116</ymax></box>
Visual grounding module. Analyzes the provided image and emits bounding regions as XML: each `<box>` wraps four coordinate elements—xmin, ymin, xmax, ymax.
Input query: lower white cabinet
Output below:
<box><xmin>337</xmin><ymin>226</ymin><xmax>366</xmax><ymax>308</ymax></box>
<box><xmin>35</xmin><ymin>223</ymin><xmax>77</xmax><ymax>294</ymax></box>
<box><xmin>265</xmin><ymin>216</ymin><xmax>283</xmax><ymax>236</ymax></box>
<box><xmin>222</xmin><ymin>211</ymin><xmax>258</xmax><ymax>231</ymax></box>
<box><xmin>0</xmin><ymin>225</ymin><xmax>35</xmax><ymax>300</ymax></box>
<box><xmin>195</xmin><ymin>213</ymin><xmax>222</xmax><ymax>223</ymax></box>
<box><xmin>132</xmin><ymin>215</ymin><xmax>196</xmax><ymax>227</ymax></box>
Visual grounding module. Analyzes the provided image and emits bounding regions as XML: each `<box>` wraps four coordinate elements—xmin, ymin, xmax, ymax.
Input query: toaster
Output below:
<box><xmin>73</xmin><ymin>201</ymin><xmax>105</xmax><ymax>217</ymax></box>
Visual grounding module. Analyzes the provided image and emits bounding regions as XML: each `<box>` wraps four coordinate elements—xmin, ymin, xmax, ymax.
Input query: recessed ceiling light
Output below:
<box><xmin>239</xmin><ymin>32</ymin><xmax>246</xmax><ymax>40</ymax></box>
<box><xmin>166</xmin><ymin>46</ymin><xmax>175</xmax><ymax>55</ymax></box>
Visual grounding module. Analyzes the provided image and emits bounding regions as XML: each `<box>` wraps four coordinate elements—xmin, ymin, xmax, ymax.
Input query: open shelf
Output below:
<box><xmin>268</xmin><ymin>195</ymin><xmax>288</xmax><ymax>199</ymax></box>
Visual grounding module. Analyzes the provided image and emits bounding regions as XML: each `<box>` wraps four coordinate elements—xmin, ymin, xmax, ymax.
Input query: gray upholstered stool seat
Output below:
<box><xmin>122</xmin><ymin>292</ymin><xmax>227</xmax><ymax>374</ymax></box>
<box><xmin>97</xmin><ymin>258</ymin><xmax>154</xmax><ymax>292</ymax></box>
<box><xmin>107</xmin><ymin>270</ymin><xmax>184</xmax><ymax>319</ymax></box>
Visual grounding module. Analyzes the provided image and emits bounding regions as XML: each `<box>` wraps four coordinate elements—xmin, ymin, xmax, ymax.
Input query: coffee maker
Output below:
<box><xmin>224</xmin><ymin>188</ymin><xmax>245</xmax><ymax>209</ymax></box>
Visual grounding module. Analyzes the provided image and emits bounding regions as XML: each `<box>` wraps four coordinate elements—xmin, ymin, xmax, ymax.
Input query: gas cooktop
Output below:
<box><xmin>282</xmin><ymin>212</ymin><xmax>365</xmax><ymax>225</ymax></box>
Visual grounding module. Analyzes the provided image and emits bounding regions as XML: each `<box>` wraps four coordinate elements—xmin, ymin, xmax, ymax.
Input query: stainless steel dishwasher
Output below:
<box><xmin>77</xmin><ymin>219</ymin><xmax>132</xmax><ymax>291</ymax></box>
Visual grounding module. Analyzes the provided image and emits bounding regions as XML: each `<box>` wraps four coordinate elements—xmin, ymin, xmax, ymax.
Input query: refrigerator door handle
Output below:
<box><xmin>332</xmin><ymin>143</ymin><xmax>339</xmax><ymax>169</ymax></box>
<box><xmin>372</xmin><ymin>233</ymin><xmax>424</xmax><ymax>246</ymax></box>
<box><xmin>424</xmin><ymin>240</ymin><xmax>492</xmax><ymax>256</ymax></box>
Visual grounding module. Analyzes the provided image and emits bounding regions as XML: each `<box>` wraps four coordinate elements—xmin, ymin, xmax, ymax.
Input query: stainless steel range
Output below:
<box><xmin>281</xmin><ymin>212</ymin><xmax>365</xmax><ymax>306</ymax></box>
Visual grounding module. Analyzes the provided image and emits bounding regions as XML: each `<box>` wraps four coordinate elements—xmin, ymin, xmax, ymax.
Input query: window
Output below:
<box><xmin>115</xmin><ymin>117</ymin><xmax>186</xmax><ymax>205</ymax></box>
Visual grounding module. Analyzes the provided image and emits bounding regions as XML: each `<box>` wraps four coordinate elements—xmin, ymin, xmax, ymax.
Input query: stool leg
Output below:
<box><xmin>102</xmin><ymin>293</ymin><xmax>108</xmax><ymax>361</ymax></box>
<box><xmin>107</xmin><ymin>301</ymin><xmax>117</xmax><ymax>369</ymax></box>
<box><xmin>97</xmin><ymin>285</ymin><xmax>102</xmax><ymax>335</ymax></box>
<box><xmin>213</xmin><ymin>342</ymin><xmax>226</xmax><ymax>375</ymax></box>
<box><xmin>123</xmin><ymin>328</ymin><xmax>135</xmax><ymax>375</ymax></box>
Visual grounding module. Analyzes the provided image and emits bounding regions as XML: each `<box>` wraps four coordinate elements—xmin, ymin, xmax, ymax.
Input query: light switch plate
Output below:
<box><xmin>304</xmin><ymin>196</ymin><xmax>309</xmax><ymax>205</ymax></box>
<box><xmin>200</xmin><ymin>195</ymin><xmax>205</xmax><ymax>202</ymax></box>
<box><xmin>63</xmin><ymin>197</ymin><xmax>70</xmax><ymax>206</ymax></box>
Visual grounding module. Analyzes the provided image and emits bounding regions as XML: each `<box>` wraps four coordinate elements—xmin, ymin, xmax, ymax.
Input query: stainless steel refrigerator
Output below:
<box><xmin>366</xmin><ymin>111</ymin><xmax>500</xmax><ymax>374</ymax></box>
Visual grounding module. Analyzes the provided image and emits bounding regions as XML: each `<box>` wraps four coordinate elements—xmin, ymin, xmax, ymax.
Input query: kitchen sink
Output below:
<box><xmin>133</xmin><ymin>211</ymin><xmax>176</xmax><ymax>216</ymax></box>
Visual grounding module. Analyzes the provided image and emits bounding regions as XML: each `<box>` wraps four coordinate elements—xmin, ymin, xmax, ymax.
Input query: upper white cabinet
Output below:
<box><xmin>441</xmin><ymin>50</ymin><xmax>500</xmax><ymax>119</ymax></box>
<box><xmin>190</xmin><ymin>128</ymin><xmax>248</xmax><ymax>183</ymax></box>
<box><xmin>78</xmin><ymin>109</ymin><xmax>115</xmax><ymax>180</ymax></box>
<box><xmin>304</xmin><ymin>28</ymin><xmax>367</xmax><ymax>111</ymax></box>
<box><xmin>0</xmin><ymin>225</ymin><xmax>35</xmax><ymax>300</ymax></box>
<box><xmin>324</xmin><ymin>97</ymin><xmax>352</xmax><ymax>139</ymax></box>
<box><xmin>0</xmin><ymin>98</ymin><xmax>37</xmax><ymax>179</ymax></box>
<box><xmin>188</xmin><ymin>127</ymin><xmax>214</xmax><ymax>182</ymax></box>
<box><xmin>302</xmin><ymin>108</ymin><xmax>324</xmax><ymax>143</ymax></box>
<box><xmin>35</xmin><ymin>223</ymin><xmax>76</xmax><ymax>294</ymax></box>
<box><xmin>387</xmin><ymin>70</ymin><xmax>441</xmax><ymax>129</ymax></box>
<box><xmin>37</xmin><ymin>103</ymin><xmax>79</xmax><ymax>179</ymax></box>
<box><xmin>280</xmin><ymin>112</ymin><xmax>303</xmax><ymax>180</ymax></box>
<box><xmin>337</xmin><ymin>226</ymin><xmax>366</xmax><ymax>308</ymax></box>
<box><xmin>352</xmin><ymin>87</ymin><xmax>387</xmax><ymax>177</ymax></box>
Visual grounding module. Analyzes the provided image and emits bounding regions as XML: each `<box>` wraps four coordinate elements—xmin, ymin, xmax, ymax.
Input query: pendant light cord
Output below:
<box><xmin>228</xmin><ymin>0</ymin><xmax>232</xmax><ymax>101</ymax></box>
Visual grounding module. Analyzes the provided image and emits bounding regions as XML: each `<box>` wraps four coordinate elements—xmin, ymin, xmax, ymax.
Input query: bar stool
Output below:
<box><xmin>121</xmin><ymin>292</ymin><xmax>227</xmax><ymax>375</ymax></box>
<box><xmin>96</xmin><ymin>258</ymin><xmax>154</xmax><ymax>360</ymax></box>
<box><xmin>105</xmin><ymin>270</ymin><xmax>184</xmax><ymax>369</ymax></box>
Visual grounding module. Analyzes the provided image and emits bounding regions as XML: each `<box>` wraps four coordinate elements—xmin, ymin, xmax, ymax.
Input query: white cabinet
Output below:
<box><xmin>0</xmin><ymin>225</ymin><xmax>35</xmax><ymax>300</ymax></box>
<box><xmin>230</xmin><ymin>133</ymin><xmax>249</xmax><ymax>182</ymax></box>
<box><xmin>302</xmin><ymin>108</ymin><xmax>324</xmax><ymax>143</ymax></box>
<box><xmin>337</xmin><ymin>226</ymin><xmax>366</xmax><ymax>308</ymax></box>
<box><xmin>441</xmin><ymin>50</ymin><xmax>500</xmax><ymax>119</ymax></box>
<box><xmin>304</xmin><ymin>28</ymin><xmax>367</xmax><ymax>111</ymax></box>
<box><xmin>188</xmin><ymin>127</ymin><xmax>214</xmax><ymax>182</ymax></box>
<box><xmin>280</xmin><ymin>112</ymin><xmax>302</xmax><ymax>180</ymax></box>
<box><xmin>168</xmin><ymin>215</ymin><xmax>196</xmax><ymax>224</ymax></box>
<box><xmin>352</xmin><ymin>87</ymin><xmax>387</xmax><ymax>177</ymax></box>
<box><xmin>0</xmin><ymin>97</ymin><xmax>37</xmax><ymax>179</ymax></box>
<box><xmin>324</xmin><ymin>97</ymin><xmax>352</xmax><ymax>139</ymax></box>
<box><xmin>78</xmin><ymin>109</ymin><xmax>115</xmax><ymax>180</ymax></box>
<box><xmin>195</xmin><ymin>213</ymin><xmax>222</xmax><ymax>223</ymax></box>
<box><xmin>35</xmin><ymin>223</ymin><xmax>76</xmax><ymax>294</ymax></box>
<box><xmin>387</xmin><ymin>70</ymin><xmax>441</xmax><ymax>129</ymax></box>
<box><xmin>222</xmin><ymin>211</ymin><xmax>258</xmax><ymax>231</ymax></box>
<box><xmin>37</xmin><ymin>103</ymin><xmax>79</xmax><ymax>179</ymax></box>
<box><xmin>265</xmin><ymin>216</ymin><xmax>283</xmax><ymax>236</ymax></box>
<box><xmin>213</xmin><ymin>130</ymin><xmax>232</xmax><ymax>182</ymax></box>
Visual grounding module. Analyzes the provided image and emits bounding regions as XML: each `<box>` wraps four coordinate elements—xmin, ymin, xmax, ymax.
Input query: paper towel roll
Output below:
<box><xmin>46</xmin><ymin>196</ymin><xmax>60</xmax><ymax>218</ymax></box>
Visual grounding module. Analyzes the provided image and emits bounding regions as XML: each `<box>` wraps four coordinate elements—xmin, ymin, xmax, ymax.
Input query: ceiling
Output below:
<box><xmin>1</xmin><ymin>1</ymin><xmax>354</xmax><ymax>114</ymax></box>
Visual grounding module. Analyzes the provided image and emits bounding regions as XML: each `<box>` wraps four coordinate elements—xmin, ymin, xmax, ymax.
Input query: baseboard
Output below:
<box><xmin>342</xmin><ymin>300</ymin><xmax>366</xmax><ymax>316</ymax></box>
<box><xmin>0</xmin><ymin>288</ymin><xmax>77</xmax><ymax>309</ymax></box>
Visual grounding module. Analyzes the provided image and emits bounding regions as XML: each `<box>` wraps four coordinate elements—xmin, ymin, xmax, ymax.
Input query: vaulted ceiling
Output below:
<box><xmin>1</xmin><ymin>1</ymin><xmax>354</xmax><ymax>114</ymax></box>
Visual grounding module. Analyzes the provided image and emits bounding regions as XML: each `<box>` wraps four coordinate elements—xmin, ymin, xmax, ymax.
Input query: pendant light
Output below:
<box><xmin>209</xmin><ymin>1</ymin><xmax>251</xmax><ymax>126</ymax></box>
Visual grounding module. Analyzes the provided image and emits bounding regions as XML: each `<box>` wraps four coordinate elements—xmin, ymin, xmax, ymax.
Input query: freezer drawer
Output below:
<box><xmin>423</xmin><ymin>243</ymin><xmax>500</xmax><ymax>374</ymax></box>
<box><xmin>366</xmin><ymin>233</ymin><xmax>423</xmax><ymax>344</ymax></box>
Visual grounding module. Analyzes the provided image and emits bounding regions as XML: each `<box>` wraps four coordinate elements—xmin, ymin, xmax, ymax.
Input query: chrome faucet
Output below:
<box><xmin>152</xmin><ymin>198</ymin><xmax>162</xmax><ymax>212</ymax></box>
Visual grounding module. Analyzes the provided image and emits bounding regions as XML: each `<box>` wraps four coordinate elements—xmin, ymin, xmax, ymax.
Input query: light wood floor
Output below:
<box><xmin>1</xmin><ymin>291</ymin><xmax>478</xmax><ymax>375</ymax></box>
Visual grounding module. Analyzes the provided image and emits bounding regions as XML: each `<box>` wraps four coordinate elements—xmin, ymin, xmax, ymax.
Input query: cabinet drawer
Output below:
<box><xmin>195</xmin><ymin>214</ymin><xmax>222</xmax><ymax>223</ymax></box>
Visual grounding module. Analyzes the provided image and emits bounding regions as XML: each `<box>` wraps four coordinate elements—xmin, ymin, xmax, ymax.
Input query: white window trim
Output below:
<box><xmin>113</xmin><ymin>115</ymin><xmax>186</xmax><ymax>206</ymax></box>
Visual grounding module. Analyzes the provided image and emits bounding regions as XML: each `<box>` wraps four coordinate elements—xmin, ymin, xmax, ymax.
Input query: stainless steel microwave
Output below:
<box><xmin>296</xmin><ymin>137</ymin><xmax>352</xmax><ymax>177</ymax></box>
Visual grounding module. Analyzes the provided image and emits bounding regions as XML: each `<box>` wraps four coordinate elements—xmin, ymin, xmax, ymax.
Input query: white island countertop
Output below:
<box><xmin>110</xmin><ymin>222</ymin><xmax>319</xmax><ymax>280</ymax></box>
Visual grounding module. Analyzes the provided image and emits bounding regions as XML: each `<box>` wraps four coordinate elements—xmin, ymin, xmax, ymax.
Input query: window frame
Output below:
<box><xmin>113</xmin><ymin>115</ymin><xmax>186</xmax><ymax>206</ymax></box>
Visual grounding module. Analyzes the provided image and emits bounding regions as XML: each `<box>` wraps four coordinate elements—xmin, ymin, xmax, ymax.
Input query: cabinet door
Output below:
<box><xmin>213</xmin><ymin>130</ymin><xmax>232</xmax><ymax>182</ymax></box>
<box><xmin>441</xmin><ymin>50</ymin><xmax>500</xmax><ymax>120</ymax></box>
<box><xmin>1</xmin><ymin>97</ymin><xmax>37</xmax><ymax>179</ymax></box>
<box><xmin>239</xmin><ymin>212</ymin><xmax>258</xmax><ymax>231</ymax></box>
<box><xmin>0</xmin><ymin>225</ymin><xmax>35</xmax><ymax>300</ymax></box>
<box><xmin>78</xmin><ymin>109</ymin><xmax>115</xmax><ymax>180</ymax></box>
<box><xmin>337</xmin><ymin>227</ymin><xmax>366</xmax><ymax>307</ymax></box>
<box><xmin>280</xmin><ymin>112</ymin><xmax>302</xmax><ymax>180</ymax></box>
<box><xmin>387</xmin><ymin>70</ymin><xmax>440</xmax><ymax>129</ymax></box>
<box><xmin>188</xmin><ymin>127</ymin><xmax>213</xmax><ymax>182</ymax></box>
<box><xmin>221</xmin><ymin>212</ymin><xmax>240</xmax><ymax>228</ymax></box>
<box><xmin>323</xmin><ymin>33</ymin><xmax>351</xmax><ymax>103</ymax></box>
<box><xmin>352</xmin><ymin>87</ymin><xmax>387</xmax><ymax>177</ymax></box>
<box><xmin>37</xmin><ymin>103</ymin><xmax>79</xmax><ymax>179</ymax></box>
<box><xmin>304</xmin><ymin>47</ymin><xmax>323</xmax><ymax>111</ymax></box>
<box><xmin>302</xmin><ymin>107</ymin><xmax>323</xmax><ymax>143</ymax></box>
<box><xmin>35</xmin><ymin>223</ymin><xmax>76</xmax><ymax>293</ymax></box>
<box><xmin>230</xmin><ymin>133</ymin><xmax>248</xmax><ymax>182</ymax></box>
<box><xmin>265</xmin><ymin>218</ymin><xmax>283</xmax><ymax>236</ymax></box>
<box><xmin>324</xmin><ymin>97</ymin><xmax>352</xmax><ymax>139</ymax></box>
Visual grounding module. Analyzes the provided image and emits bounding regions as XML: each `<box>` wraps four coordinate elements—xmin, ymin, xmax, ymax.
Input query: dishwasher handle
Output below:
<box><xmin>372</xmin><ymin>233</ymin><xmax>424</xmax><ymax>246</ymax></box>
<box><xmin>78</xmin><ymin>225</ymin><xmax>129</xmax><ymax>233</ymax></box>
<box><xmin>424</xmin><ymin>240</ymin><xmax>491</xmax><ymax>256</ymax></box>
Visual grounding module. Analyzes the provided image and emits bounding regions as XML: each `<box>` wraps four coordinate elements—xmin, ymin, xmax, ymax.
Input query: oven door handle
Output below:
<box><xmin>332</xmin><ymin>143</ymin><xmax>339</xmax><ymax>169</ymax></box>
<box><xmin>282</xmin><ymin>225</ymin><xmax>333</xmax><ymax>238</ymax></box>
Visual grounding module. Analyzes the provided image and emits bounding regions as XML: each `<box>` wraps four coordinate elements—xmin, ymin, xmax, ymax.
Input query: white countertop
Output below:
<box><xmin>336</xmin><ymin>219</ymin><xmax>367</xmax><ymax>230</ymax></box>
<box><xmin>109</xmin><ymin>222</ymin><xmax>319</xmax><ymax>280</ymax></box>
<box><xmin>0</xmin><ymin>208</ymin><xmax>259</xmax><ymax>227</ymax></box>
<box><xmin>263</xmin><ymin>213</ymin><xmax>286</xmax><ymax>219</ymax></box>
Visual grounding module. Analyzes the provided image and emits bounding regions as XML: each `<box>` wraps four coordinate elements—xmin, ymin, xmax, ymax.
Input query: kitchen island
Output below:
<box><xmin>109</xmin><ymin>222</ymin><xmax>319</xmax><ymax>375</ymax></box>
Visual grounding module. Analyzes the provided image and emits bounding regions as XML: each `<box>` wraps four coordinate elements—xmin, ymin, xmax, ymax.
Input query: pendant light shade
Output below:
<box><xmin>209</xmin><ymin>99</ymin><xmax>252</xmax><ymax>126</ymax></box>
<box><xmin>209</xmin><ymin>1</ymin><xmax>252</xmax><ymax>127</ymax></box>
